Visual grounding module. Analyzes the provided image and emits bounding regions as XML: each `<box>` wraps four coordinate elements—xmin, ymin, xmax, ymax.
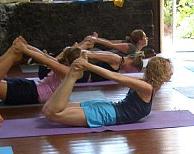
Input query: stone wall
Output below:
<box><xmin>0</xmin><ymin>0</ymin><xmax>159</xmax><ymax>55</ymax></box>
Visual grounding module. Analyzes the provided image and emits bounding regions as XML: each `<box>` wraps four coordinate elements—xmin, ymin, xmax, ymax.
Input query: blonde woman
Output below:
<box><xmin>42</xmin><ymin>53</ymin><xmax>173</xmax><ymax>127</ymax></box>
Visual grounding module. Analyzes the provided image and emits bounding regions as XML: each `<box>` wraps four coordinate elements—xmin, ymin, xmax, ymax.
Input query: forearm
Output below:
<box><xmin>94</xmin><ymin>38</ymin><xmax>114</xmax><ymax>48</ymax></box>
<box><xmin>22</xmin><ymin>47</ymin><xmax>69</xmax><ymax>75</ymax></box>
<box><xmin>95</xmin><ymin>38</ymin><xmax>129</xmax><ymax>53</ymax></box>
<box><xmin>27</xmin><ymin>45</ymin><xmax>57</xmax><ymax>62</ymax></box>
<box><xmin>87</xmin><ymin>51</ymin><xmax>119</xmax><ymax>65</ymax></box>
<box><xmin>85</xmin><ymin>62</ymin><xmax>146</xmax><ymax>90</ymax></box>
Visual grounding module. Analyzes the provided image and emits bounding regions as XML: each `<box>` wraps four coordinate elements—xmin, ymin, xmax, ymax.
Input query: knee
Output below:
<box><xmin>42</xmin><ymin>106</ymin><xmax>57</xmax><ymax>121</ymax></box>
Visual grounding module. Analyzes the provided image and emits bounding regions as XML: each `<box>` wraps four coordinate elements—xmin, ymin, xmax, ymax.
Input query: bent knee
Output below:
<box><xmin>42</xmin><ymin>106</ymin><xmax>58</xmax><ymax>122</ymax></box>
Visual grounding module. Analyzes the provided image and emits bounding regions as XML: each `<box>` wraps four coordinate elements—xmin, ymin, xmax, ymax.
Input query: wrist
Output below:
<box><xmin>93</xmin><ymin>37</ymin><xmax>98</xmax><ymax>43</ymax></box>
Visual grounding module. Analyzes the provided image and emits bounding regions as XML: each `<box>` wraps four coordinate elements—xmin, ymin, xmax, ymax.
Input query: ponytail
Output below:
<box><xmin>131</xmin><ymin>52</ymin><xmax>144</xmax><ymax>71</ymax></box>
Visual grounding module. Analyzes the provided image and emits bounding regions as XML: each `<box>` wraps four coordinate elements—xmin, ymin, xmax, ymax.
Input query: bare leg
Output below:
<box><xmin>0</xmin><ymin>37</ymin><xmax>23</xmax><ymax>100</ymax></box>
<box><xmin>0</xmin><ymin>38</ymin><xmax>23</xmax><ymax>79</ymax></box>
<box><xmin>42</xmin><ymin>52</ymin><xmax>87</xmax><ymax>125</ymax></box>
<box><xmin>42</xmin><ymin>62</ymin><xmax>83</xmax><ymax>116</ymax></box>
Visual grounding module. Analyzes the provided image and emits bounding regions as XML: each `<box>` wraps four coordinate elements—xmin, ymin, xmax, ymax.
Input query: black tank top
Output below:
<box><xmin>77</xmin><ymin>56</ymin><xmax>124</xmax><ymax>83</ymax></box>
<box><xmin>90</xmin><ymin>56</ymin><xmax>124</xmax><ymax>82</ymax></box>
<box><xmin>113</xmin><ymin>89</ymin><xmax>153</xmax><ymax>124</ymax></box>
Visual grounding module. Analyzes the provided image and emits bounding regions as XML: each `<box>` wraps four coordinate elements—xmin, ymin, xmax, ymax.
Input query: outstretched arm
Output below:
<box><xmin>74</xmin><ymin>56</ymin><xmax>152</xmax><ymax>95</ymax></box>
<box><xmin>85</xmin><ymin>50</ymin><xmax>121</xmax><ymax>67</ymax></box>
<box><xmin>85</xmin><ymin>36</ymin><xmax>129</xmax><ymax>53</ymax></box>
<box><xmin>15</xmin><ymin>37</ymin><xmax>69</xmax><ymax>76</ymax></box>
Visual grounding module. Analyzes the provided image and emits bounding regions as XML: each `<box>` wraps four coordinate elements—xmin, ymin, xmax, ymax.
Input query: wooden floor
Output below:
<box><xmin>1</xmin><ymin>53</ymin><xmax>194</xmax><ymax>154</ymax></box>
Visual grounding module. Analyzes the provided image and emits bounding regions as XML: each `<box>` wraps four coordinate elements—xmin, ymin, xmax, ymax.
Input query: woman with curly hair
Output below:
<box><xmin>42</xmin><ymin>53</ymin><xmax>173</xmax><ymax>127</ymax></box>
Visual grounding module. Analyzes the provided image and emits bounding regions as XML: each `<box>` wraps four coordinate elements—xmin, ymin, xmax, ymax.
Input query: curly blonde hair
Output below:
<box><xmin>144</xmin><ymin>57</ymin><xmax>173</xmax><ymax>90</ymax></box>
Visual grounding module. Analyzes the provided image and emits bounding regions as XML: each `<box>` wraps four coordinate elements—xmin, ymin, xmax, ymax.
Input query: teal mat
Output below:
<box><xmin>0</xmin><ymin>146</ymin><xmax>13</xmax><ymax>154</ymax></box>
<box><xmin>173</xmin><ymin>87</ymin><xmax>194</xmax><ymax>99</ymax></box>
<box><xmin>70</xmin><ymin>90</ymin><xmax>107</xmax><ymax>102</ymax></box>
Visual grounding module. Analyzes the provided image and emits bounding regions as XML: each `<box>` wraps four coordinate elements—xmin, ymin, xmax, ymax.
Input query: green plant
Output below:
<box><xmin>164</xmin><ymin>0</ymin><xmax>194</xmax><ymax>38</ymax></box>
<box><xmin>164</xmin><ymin>0</ymin><xmax>173</xmax><ymax>26</ymax></box>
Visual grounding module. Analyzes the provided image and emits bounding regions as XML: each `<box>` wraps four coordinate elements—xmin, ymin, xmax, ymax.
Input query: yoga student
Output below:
<box><xmin>60</xmin><ymin>46</ymin><xmax>144</xmax><ymax>82</ymax></box>
<box><xmin>0</xmin><ymin>36</ymin><xmax>143</xmax><ymax>105</ymax></box>
<box><xmin>42</xmin><ymin>52</ymin><xmax>173</xmax><ymax>128</ymax></box>
<box><xmin>0</xmin><ymin>37</ymin><xmax>80</xmax><ymax>105</ymax></box>
<box><xmin>85</xmin><ymin>29</ymin><xmax>150</xmax><ymax>57</ymax></box>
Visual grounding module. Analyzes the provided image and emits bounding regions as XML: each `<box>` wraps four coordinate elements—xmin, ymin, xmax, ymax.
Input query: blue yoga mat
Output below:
<box><xmin>173</xmin><ymin>87</ymin><xmax>194</xmax><ymax>99</ymax></box>
<box><xmin>0</xmin><ymin>110</ymin><xmax>194</xmax><ymax>139</ymax></box>
<box><xmin>0</xmin><ymin>146</ymin><xmax>13</xmax><ymax>154</ymax></box>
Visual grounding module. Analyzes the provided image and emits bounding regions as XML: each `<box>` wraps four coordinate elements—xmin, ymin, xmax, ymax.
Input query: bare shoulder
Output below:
<box><xmin>136</xmin><ymin>83</ymin><xmax>153</xmax><ymax>103</ymax></box>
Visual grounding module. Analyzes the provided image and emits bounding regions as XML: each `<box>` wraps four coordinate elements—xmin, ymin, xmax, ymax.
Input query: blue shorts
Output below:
<box><xmin>80</xmin><ymin>99</ymin><xmax>116</xmax><ymax>128</ymax></box>
<box><xmin>4</xmin><ymin>78</ymin><xmax>39</xmax><ymax>105</ymax></box>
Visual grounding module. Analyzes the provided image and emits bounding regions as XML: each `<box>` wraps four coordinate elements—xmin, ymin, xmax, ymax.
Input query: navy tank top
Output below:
<box><xmin>90</xmin><ymin>56</ymin><xmax>124</xmax><ymax>82</ymax></box>
<box><xmin>90</xmin><ymin>62</ymin><xmax>120</xmax><ymax>82</ymax></box>
<box><xmin>113</xmin><ymin>88</ymin><xmax>153</xmax><ymax>124</ymax></box>
<box><xmin>78</xmin><ymin>56</ymin><xmax>124</xmax><ymax>82</ymax></box>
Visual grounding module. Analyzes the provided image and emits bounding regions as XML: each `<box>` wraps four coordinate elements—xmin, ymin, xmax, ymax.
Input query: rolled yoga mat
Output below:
<box><xmin>0</xmin><ymin>110</ymin><xmax>194</xmax><ymax>139</ymax></box>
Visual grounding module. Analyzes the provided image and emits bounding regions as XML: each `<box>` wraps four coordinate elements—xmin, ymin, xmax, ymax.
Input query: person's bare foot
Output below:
<box><xmin>69</xmin><ymin>65</ymin><xmax>84</xmax><ymax>80</ymax></box>
<box><xmin>13</xmin><ymin>37</ymin><xmax>28</xmax><ymax>53</ymax></box>
<box><xmin>78</xmin><ymin>32</ymin><xmax>99</xmax><ymax>49</ymax></box>
<box><xmin>69</xmin><ymin>51</ymin><xmax>88</xmax><ymax>80</ymax></box>
<box><xmin>78</xmin><ymin>40</ymin><xmax>94</xmax><ymax>50</ymax></box>
<box><xmin>18</xmin><ymin>36</ymin><xmax>28</xmax><ymax>45</ymax></box>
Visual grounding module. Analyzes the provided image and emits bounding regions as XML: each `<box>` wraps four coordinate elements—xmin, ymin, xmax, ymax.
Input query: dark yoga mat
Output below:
<box><xmin>173</xmin><ymin>87</ymin><xmax>194</xmax><ymax>99</ymax></box>
<box><xmin>1</xmin><ymin>110</ymin><xmax>194</xmax><ymax>139</ymax></box>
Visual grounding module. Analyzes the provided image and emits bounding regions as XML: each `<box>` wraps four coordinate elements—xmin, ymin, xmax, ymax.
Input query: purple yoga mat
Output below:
<box><xmin>27</xmin><ymin>73</ymin><xmax>143</xmax><ymax>87</ymax></box>
<box><xmin>1</xmin><ymin>110</ymin><xmax>194</xmax><ymax>139</ymax></box>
